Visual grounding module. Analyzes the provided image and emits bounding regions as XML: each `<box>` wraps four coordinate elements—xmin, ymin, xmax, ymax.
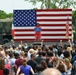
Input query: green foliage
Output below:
<box><xmin>25</xmin><ymin>0</ymin><xmax>76</xmax><ymax>9</ymax></box>
<box><xmin>7</xmin><ymin>13</ymin><xmax>13</xmax><ymax>18</ymax></box>
<box><xmin>0</xmin><ymin>10</ymin><xmax>7</xmax><ymax>19</ymax></box>
<box><xmin>72</xmin><ymin>11</ymin><xmax>76</xmax><ymax>30</ymax></box>
<box><xmin>0</xmin><ymin>10</ymin><xmax>13</xmax><ymax>19</ymax></box>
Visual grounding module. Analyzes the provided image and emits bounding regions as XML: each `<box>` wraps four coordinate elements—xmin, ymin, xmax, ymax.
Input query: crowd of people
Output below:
<box><xmin>0</xmin><ymin>40</ymin><xmax>76</xmax><ymax>75</ymax></box>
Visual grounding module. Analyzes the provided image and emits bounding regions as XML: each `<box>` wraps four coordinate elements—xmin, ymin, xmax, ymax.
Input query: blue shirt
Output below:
<box><xmin>20</xmin><ymin>65</ymin><xmax>31</xmax><ymax>75</ymax></box>
<box><xmin>34</xmin><ymin>27</ymin><xmax>41</xmax><ymax>32</ymax></box>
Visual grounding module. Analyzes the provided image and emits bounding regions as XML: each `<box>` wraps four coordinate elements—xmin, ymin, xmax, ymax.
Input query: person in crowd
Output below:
<box><xmin>9</xmin><ymin>52</ymin><xmax>16</xmax><ymax>75</ymax></box>
<box><xmin>15</xmin><ymin>45</ymin><xmax>22</xmax><ymax>55</ymax></box>
<box><xmin>0</xmin><ymin>52</ymin><xmax>10</xmax><ymax>75</ymax></box>
<box><xmin>27</xmin><ymin>53</ymin><xmax>38</xmax><ymax>72</ymax></box>
<box><xmin>72</xmin><ymin>61</ymin><xmax>76</xmax><ymax>75</ymax></box>
<box><xmin>34</xmin><ymin>23</ymin><xmax>42</xmax><ymax>42</ymax></box>
<box><xmin>56</xmin><ymin>59</ymin><xmax>67</xmax><ymax>75</ymax></box>
<box><xmin>35</xmin><ymin>51</ymin><xmax>45</xmax><ymax>64</ymax></box>
<box><xmin>27</xmin><ymin>48</ymin><xmax>34</xmax><ymax>60</ymax></box>
<box><xmin>13</xmin><ymin>51</ymin><xmax>25</xmax><ymax>75</ymax></box>
<box><xmin>64</xmin><ymin>58</ymin><xmax>72</xmax><ymax>75</ymax></box>
<box><xmin>33</xmin><ymin>64</ymin><xmax>43</xmax><ymax>75</ymax></box>
<box><xmin>0</xmin><ymin>46</ymin><xmax>5</xmax><ymax>56</ymax></box>
<box><xmin>16</xmin><ymin>58</ymin><xmax>34</xmax><ymax>75</ymax></box>
<box><xmin>42</xmin><ymin>52</ymin><xmax>46</xmax><ymax>59</ymax></box>
<box><xmin>15</xmin><ymin>51</ymin><xmax>25</xmax><ymax>68</ymax></box>
<box><xmin>40</xmin><ymin>60</ymin><xmax>47</xmax><ymax>71</ymax></box>
<box><xmin>9</xmin><ymin>52</ymin><xmax>16</xmax><ymax>69</ymax></box>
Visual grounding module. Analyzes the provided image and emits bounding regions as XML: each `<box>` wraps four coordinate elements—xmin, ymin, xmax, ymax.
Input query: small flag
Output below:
<box><xmin>66</xmin><ymin>16</ymin><xmax>69</xmax><ymax>39</ymax></box>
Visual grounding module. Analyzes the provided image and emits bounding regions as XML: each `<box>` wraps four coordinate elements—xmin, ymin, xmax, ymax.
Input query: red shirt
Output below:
<box><xmin>15</xmin><ymin>58</ymin><xmax>23</xmax><ymax>68</ymax></box>
<box><xmin>0</xmin><ymin>70</ymin><xmax>4</xmax><ymax>75</ymax></box>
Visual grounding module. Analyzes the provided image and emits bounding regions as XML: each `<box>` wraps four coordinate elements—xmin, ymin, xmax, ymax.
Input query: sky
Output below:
<box><xmin>0</xmin><ymin>0</ymin><xmax>41</xmax><ymax>14</ymax></box>
<box><xmin>0</xmin><ymin>0</ymin><xmax>76</xmax><ymax>14</ymax></box>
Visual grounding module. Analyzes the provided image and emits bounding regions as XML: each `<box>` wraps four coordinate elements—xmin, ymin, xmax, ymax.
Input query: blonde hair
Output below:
<box><xmin>20</xmin><ymin>51</ymin><xmax>25</xmax><ymax>57</ymax></box>
<box><xmin>64</xmin><ymin>58</ymin><xmax>72</xmax><ymax>70</ymax></box>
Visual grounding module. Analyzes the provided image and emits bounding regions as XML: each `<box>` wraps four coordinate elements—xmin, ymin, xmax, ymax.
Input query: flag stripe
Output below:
<box><xmin>15</xmin><ymin>34</ymin><xmax>72</xmax><ymax>36</ymax></box>
<box><xmin>37</xmin><ymin>16</ymin><xmax>72</xmax><ymax>19</ymax></box>
<box><xmin>37</xmin><ymin>19</ymin><xmax>72</xmax><ymax>21</ymax></box>
<box><xmin>37</xmin><ymin>14</ymin><xmax>72</xmax><ymax>16</ymax></box>
<box><xmin>14</xmin><ymin>31</ymin><xmax>72</xmax><ymax>34</ymax></box>
<box><xmin>14</xmin><ymin>29</ymin><xmax>72</xmax><ymax>32</ymax></box>
<box><xmin>13</xmin><ymin>26</ymin><xmax>72</xmax><ymax>29</ymax></box>
<box><xmin>37</xmin><ymin>11</ymin><xmax>72</xmax><ymax>14</ymax></box>
<box><xmin>40</xmin><ymin>24</ymin><xmax>72</xmax><ymax>26</ymax></box>
<box><xmin>14</xmin><ymin>36</ymin><xmax>72</xmax><ymax>39</ymax></box>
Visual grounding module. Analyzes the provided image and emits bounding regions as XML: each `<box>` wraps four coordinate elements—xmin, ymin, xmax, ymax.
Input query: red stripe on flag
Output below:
<box><xmin>37</xmin><ymin>14</ymin><xmax>72</xmax><ymax>16</ymax></box>
<box><xmin>40</xmin><ymin>24</ymin><xmax>72</xmax><ymax>26</ymax></box>
<box><xmin>37</xmin><ymin>19</ymin><xmax>72</xmax><ymax>21</ymax></box>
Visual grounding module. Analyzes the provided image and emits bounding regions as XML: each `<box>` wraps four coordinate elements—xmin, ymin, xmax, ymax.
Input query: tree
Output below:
<box><xmin>7</xmin><ymin>13</ymin><xmax>13</xmax><ymax>18</ymax></box>
<box><xmin>25</xmin><ymin>0</ymin><xmax>76</xmax><ymax>9</ymax></box>
<box><xmin>0</xmin><ymin>10</ymin><xmax>13</xmax><ymax>19</ymax></box>
<box><xmin>0</xmin><ymin>10</ymin><xmax>7</xmax><ymax>19</ymax></box>
<box><xmin>72</xmin><ymin>11</ymin><xmax>76</xmax><ymax>29</ymax></box>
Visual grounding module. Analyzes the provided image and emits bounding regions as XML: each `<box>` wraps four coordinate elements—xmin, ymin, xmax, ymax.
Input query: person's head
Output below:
<box><xmin>20</xmin><ymin>51</ymin><xmax>25</xmax><ymax>57</ymax></box>
<box><xmin>31</xmin><ymin>53</ymin><xmax>36</xmax><ymax>60</ymax></box>
<box><xmin>29</xmin><ymin>48</ymin><xmax>34</xmax><ymax>53</ymax></box>
<box><xmin>4</xmin><ymin>46</ymin><xmax>8</xmax><ymax>50</ymax></box>
<box><xmin>36</xmin><ymin>23</ymin><xmax>40</xmax><ymax>26</ymax></box>
<box><xmin>40</xmin><ymin>60</ymin><xmax>47</xmax><ymax>70</ymax></box>
<box><xmin>35</xmin><ymin>64</ymin><xmax>43</xmax><ymax>72</ymax></box>
<box><xmin>22</xmin><ymin>58</ymin><xmax>27</xmax><ymax>66</ymax></box>
<box><xmin>57</xmin><ymin>49</ymin><xmax>62</xmax><ymax>57</ymax></box>
<box><xmin>18</xmin><ymin>45</ymin><xmax>22</xmax><ymax>50</ymax></box>
<box><xmin>42</xmin><ymin>52</ymin><xmax>46</xmax><ymax>57</ymax></box>
<box><xmin>0</xmin><ymin>46</ymin><xmax>3</xmax><ymax>51</ymax></box>
<box><xmin>63</xmin><ymin>51</ymin><xmax>70</xmax><ymax>58</ymax></box>
<box><xmin>39</xmin><ymin>68</ymin><xmax>61</xmax><ymax>75</ymax></box>
<box><xmin>38</xmin><ymin>51</ymin><xmax>42</xmax><ymax>56</ymax></box>
<box><xmin>9</xmin><ymin>52</ymin><xmax>14</xmax><ymax>58</ymax></box>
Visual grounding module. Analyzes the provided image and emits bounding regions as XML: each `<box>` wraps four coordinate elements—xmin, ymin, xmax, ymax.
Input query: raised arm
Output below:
<box><xmin>68</xmin><ymin>39</ymin><xmax>72</xmax><ymax>48</ymax></box>
<box><xmin>60</xmin><ymin>40</ymin><xmax>63</xmax><ymax>48</ymax></box>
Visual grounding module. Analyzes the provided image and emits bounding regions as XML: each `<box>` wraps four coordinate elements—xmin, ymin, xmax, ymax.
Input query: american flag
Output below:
<box><xmin>13</xmin><ymin>9</ymin><xmax>72</xmax><ymax>42</ymax></box>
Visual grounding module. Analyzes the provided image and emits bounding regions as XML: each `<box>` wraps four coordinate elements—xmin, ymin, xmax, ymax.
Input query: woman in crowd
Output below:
<box><xmin>16</xmin><ymin>58</ymin><xmax>34</xmax><ymax>75</ymax></box>
<box><xmin>0</xmin><ymin>53</ymin><xmax>10</xmax><ymax>75</ymax></box>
